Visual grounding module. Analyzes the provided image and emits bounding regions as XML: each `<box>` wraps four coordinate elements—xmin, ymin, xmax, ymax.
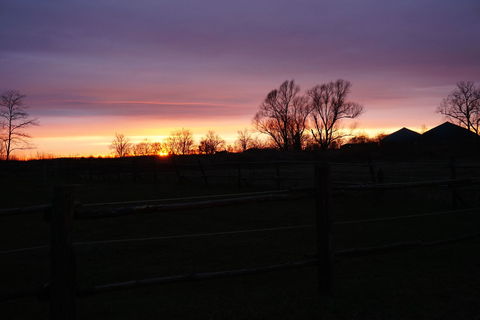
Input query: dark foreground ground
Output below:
<box><xmin>1</xmin><ymin>155</ymin><xmax>480</xmax><ymax>319</ymax></box>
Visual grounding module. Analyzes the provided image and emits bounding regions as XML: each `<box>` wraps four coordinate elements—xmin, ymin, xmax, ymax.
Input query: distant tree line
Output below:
<box><xmin>1</xmin><ymin>81</ymin><xmax>478</xmax><ymax>160</ymax></box>
<box><xmin>111</xmin><ymin>129</ymin><xmax>221</xmax><ymax>157</ymax></box>
<box><xmin>110</xmin><ymin>127</ymin><xmax>273</xmax><ymax>157</ymax></box>
<box><xmin>117</xmin><ymin>78</ymin><xmax>480</xmax><ymax>158</ymax></box>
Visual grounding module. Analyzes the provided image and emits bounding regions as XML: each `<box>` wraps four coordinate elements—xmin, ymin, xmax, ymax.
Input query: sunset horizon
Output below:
<box><xmin>2</xmin><ymin>81</ymin><xmax>470</xmax><ymax>158</ymax></box>
<box><xmin>3</xmin><ymin>2</ymin><xmax>480</xmax><ymax>318</ymax></box>
<box><xmin>2</xmin><ymin>0</ymin><xmax>479</xmax><ymax>158</ymax></box>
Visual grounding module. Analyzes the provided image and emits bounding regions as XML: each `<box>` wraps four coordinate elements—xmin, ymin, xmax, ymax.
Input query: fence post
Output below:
<box><xmin>50</xmin><ymin>186</ymin><xmax>76</xmax><ymax>320</ymax></box>
<box><xmin>315</xmin><ymin>164</ymin><xmax>333</xmax><ymax>296</ymax></box>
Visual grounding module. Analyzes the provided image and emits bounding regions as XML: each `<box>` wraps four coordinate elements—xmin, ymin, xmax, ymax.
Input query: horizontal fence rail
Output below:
<box><xmin>0</xmin><ymin>189</ymin><xmax>294</xmax><ymax>218</ymax></box>
<box><xmin>0</xmin><ymin>204</ymin><xmax>51</xmax><ymax>217</ymax></box>
<box><xmin>4</xmin><ymin>230</ymin><xmax>480</xmax><ymax>303</ymax></box>
<box><xmin>336</xmin><ymin>231</ymin><xmax>480</xmax><ymax>256</ymax></box>
<box><xmin>75</xmin><ymin>192</ymin><xmax>297</xmax><ymax>219</ymax></box>
<box><xmin>2</xmin><ymin>161</ymin><xmax>480</xmax><ymax>319</ymax></box>
<box><xmin>79</xmin><ymin>258</ymin><xmax>320</xmax><ymax>296</ymax></box>
<box><xmin>334</xmin><ymin>178</ymin><xmax>480</xmax><ymax>191</ymax></box>
<box><xmin>4</xmin><ymin>205</ymin><xmax>480</xmax><ymax>256</ymax></box>
<box><xmin>3</xmin><ymin>177</ymin><xmax>479</xmax><ymax>218</ymax></box>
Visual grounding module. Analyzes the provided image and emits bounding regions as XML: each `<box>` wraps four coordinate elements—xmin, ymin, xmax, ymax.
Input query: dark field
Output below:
<box><xmin>1</xmin><ymin>155</ymin><xmax>480</xmax><ymax>319</ymax></box>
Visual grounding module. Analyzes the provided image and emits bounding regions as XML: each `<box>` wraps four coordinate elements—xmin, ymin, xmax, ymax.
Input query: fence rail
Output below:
<box><xmin>2</xmin><ymin>162</ymin><xmax>480</xmax><ymax>319</ymax></box>
<box><xmin>4</xmin><ymin>229</ymin><xmax>480</xmax><ymax>303</ymax></box>
<box><xmin>76</xmin><ymin>192</ymin><xmax>297</xmax><ymax>220</ymax></box>
<box><xmin>3</xmin><ymin>177</ymin><xmax>479</xmax><ymax>218</ymax></box>
<box><xmin>4</xmin><ymin>204</ymin><xmax>480</xmax><ymax>256</ymax></box>
<box><xmin>334</xmin><ymin>178</ymin><xmax>480</xmax><ymax>191</ymax></box>
<box><xmin>0</xmin><ymin>204</ymin><xmax>51</xmax><ymax>217</ymax></box>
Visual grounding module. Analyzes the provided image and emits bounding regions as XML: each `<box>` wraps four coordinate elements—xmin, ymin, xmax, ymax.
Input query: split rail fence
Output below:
<box><xmin>1</xmin><ymin>162</ymin><xmax>480</xmax><ymax>320</ymax></box>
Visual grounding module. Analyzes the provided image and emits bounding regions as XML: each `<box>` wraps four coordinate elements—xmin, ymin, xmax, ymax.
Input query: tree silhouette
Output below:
<box><xmin>199</xmin><ymin>130</ymin><xmax>225</xmax><ymax>154</ymax></box>
<box><xmin>110</xmin><ymin>133</ymin><xmax>131</xmax><ymax>157</ymax></box>
<box><xmin>235</xmin><ymin>129</ymin><xmax>253</xmax><ymax>152</ymax></box>
<box><xmin>165</xmin><ymin>129</ymin><xmax>194</xmax><ymax>155</ymax></box>
<box><xmin>308</xmin><ymin>79</ymin><xmax>363</xmax><ymax>150</ymax></box>
<box><xmin>437</xmin><ymin>81</ymin><xmax>480</xmax><ymax>134</ymax></box>
<box><xmin>253</xmin><ymin>80</ymin><xmax>311</xmax><ymax>151</ymax></box>
<box><xmin>0</xmin><ymin>90</ymin><xmax>38</xmax><ymax>160</ymax></box>
<box><xmin>0</xmin><ymin>140</ymin><xmax>4</xmax><ymax>159</ymax></box>
<box><xmin>132</xmin><ymin>139</ymin><xmax>153</xmax><ymax>156</ymax></box>
<box><xmin>150</xmin><ymin>142</ymin><xmax>164</xmax><ymax>155</ymax></box>
<box><xmin>131</xmin><ymin>140</ymin><xmax>165</xmax><ymax>156</ymax></box>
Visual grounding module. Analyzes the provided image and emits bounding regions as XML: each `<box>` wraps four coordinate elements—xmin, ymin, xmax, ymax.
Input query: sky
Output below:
<box><xmin>1</xmin><ymin>0</ymin><xmax>480</xmax><ymax>157</ymax></box>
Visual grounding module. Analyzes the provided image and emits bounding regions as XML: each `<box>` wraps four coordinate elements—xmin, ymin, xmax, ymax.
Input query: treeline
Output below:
<box><xmin>112</xmin><ymin>79</ymin><xmax>368</xmax><ymax>157</ymax></box>
<box><xmin>109</xmin><ymin>79</ymin><xmax>480</xmax><ymax>158</ymax></box>
<box><xmin>4</xmin><ymin>80</ymin><xmax>480</xmax><ymax>160</ymax></box>
<box><xmin>110</xmin><ymin>128</ymin><xmax>388</xmax><ymax>158</ymax></box>
<box><xmin>110</xmin><ymin>129</ymin><xmax>268</xmax><ymax>157</ymax></box>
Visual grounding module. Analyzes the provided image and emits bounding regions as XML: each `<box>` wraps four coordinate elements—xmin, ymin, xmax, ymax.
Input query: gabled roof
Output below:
<box><xmin>421</xmin><ymin>122</ymin><xmax>478</xmax><ymax>142</ymax></box>
<box><xmin>382</xmin><ymin>127</ymin><xmax>421</xmax><ymax>143</ymax></box>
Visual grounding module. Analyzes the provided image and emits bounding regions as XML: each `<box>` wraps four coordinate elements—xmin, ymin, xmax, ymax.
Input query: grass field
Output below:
<box><xmin>1</xmin><ymin>156</ymin><xmax>480</xmax><ymax>319</ymax></box>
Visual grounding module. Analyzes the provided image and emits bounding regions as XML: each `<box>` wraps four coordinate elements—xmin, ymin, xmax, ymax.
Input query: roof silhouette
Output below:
<box><xmin>421</xmin><ymin>122</ymin><xmax>478</xmax><ymax>143</ymax></box>
<box><xmin>382</xmin><ymin>127</ymin><xmax>421</xmax><ymax>143</ymax></box>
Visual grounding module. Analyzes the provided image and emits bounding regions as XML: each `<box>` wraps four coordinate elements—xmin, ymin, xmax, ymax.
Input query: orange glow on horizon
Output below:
<box><xmin>15</xmin><ymin>124</ymin><xmax>433</xmax><ymax>160</ymax></box>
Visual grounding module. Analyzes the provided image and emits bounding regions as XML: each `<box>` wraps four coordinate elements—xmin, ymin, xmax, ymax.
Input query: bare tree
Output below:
<box><xmin>150</xmin><ymin>142</ymin><xmax>165</xmax><ymax>155</ymax></box>
<box><xmin>132</xmin><ymin>139</ymin><xmax>153</xmax><ymax>156</ymax></box>
<box><xmin>250</xmin><ymin>136</ymin><xmax>269</xmax><ymax>149</ymax></box>
<box><xmin>253</xmin><ymin>80</ymin><xmax>312</xmax><ymax>151</ymax></box>
<box><xmin>0</xmin><ymin>141</ymin><xmax>4</xmax><ymax>159</ymax></box>
<box><xmin>198</xmin><ymin>130</ymin><xmax>225</xmax><ymax>154</ymax></box>
<box><xmin>0</xmin><ymin>90</ymin><xmax>38</xmax><ymax>160</ymax></box>
<box><xmin>437</xmin><ymin>81</ymin><xmax>480</xmax><ymax>134</ymax></box>
<box><xmin>308</xmin><ymin>79</ymin><xmax>363</xmax><ymax>150</ymax></box>
<box><xmin>235</xmin><ymin>128</ymin><xmax>254</xmax><ymax>152</ymax></box>
<box><xmin>131</xmin><ymin>140</ymin><xmax>166</xmax><ymax>156</ymax></box>
<box><xmin>165</xmin><ymin>129</ymin><xmax>194</xmax><ymax>155</ymax></box>
<box><xmin>110</xmin><ymin>133</ymin><xmax>131</xmax><ymax>157</ymax></box>
<box><xmin>225</xmin><ymin>144</ymin><xmax>235</xmax><ymax>153</ymax></box>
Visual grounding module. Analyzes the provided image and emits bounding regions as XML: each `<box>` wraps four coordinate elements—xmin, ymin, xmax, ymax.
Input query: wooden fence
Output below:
<box><xmin>1</xmin><ymin>162</ymin><xmax>480</xmax><ymax>319</ymax></box>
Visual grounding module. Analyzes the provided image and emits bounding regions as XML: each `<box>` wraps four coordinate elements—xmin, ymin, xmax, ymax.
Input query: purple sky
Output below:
<box><xmin>1</xmin><ymin>0</ymin><xmax>479</xmax><ymax>155</ymax></box>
